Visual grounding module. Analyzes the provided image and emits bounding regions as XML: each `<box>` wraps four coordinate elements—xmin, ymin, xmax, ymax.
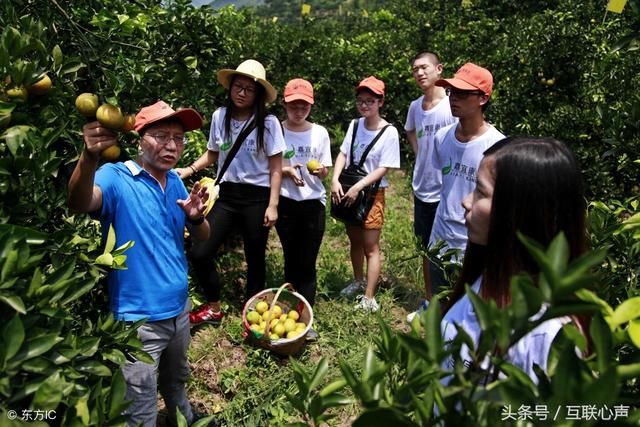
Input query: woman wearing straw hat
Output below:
<box><xmin>276</xmin><ymin>78</ymin><xmax>332</xmax><ymax>339</ymax></box>
<box><xmin>178</xmin><ymin>59</ymin><xmax>285</xmax><ymax>326</ymax></box>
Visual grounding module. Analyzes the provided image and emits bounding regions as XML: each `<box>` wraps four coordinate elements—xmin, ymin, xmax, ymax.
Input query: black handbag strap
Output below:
<box><xmin>214</xmin><ymin>118</ymin><xmax>256</xmax><ymax>186</ymax></box>
<box><xmin>349</xmin><ymin>119</ymin><xmax>392</xmax><ymax>168</ymax></box>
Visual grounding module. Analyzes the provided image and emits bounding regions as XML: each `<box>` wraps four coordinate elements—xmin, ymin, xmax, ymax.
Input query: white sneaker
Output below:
<box><xmin>354</xmin><ymin>295</ymin><xmax>379</xmax><ymax>312</ymax></box>
<box><xmin>406</xmin><ymin>300</ymin><xmax>429</xmax><ymax>323</ymax></box>
<box><xmin>340</xmin><ymin>279</ymin><xmax>366</xmax><ymax>299</ymax></box>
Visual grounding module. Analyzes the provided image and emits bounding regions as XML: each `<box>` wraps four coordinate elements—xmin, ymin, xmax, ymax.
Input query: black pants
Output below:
<box><xmin>190</xmin><ymin>182</ymin><xmax>270</xmax><ymax>302</ymax></box>
<box><xmin>275</xmin><ymin>196</ymin><xmax>326</xmax><ymax>306</ymax></box>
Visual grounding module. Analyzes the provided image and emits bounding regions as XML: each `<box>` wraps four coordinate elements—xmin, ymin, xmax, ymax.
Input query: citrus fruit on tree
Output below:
<box><xmin>255</xmin><ymin>301</ymin><xmax>269</xmax><ymax>314</ymax></box>
<box><xmin>96</xmin><ymin>104</ymin><xmax>125</xmax><ymax>129</ymax></box>
<box><xmin>75</xmin><ymin>93</ymin><xmax>99</xmax><ymax>117</ymax></box>
<box><xmin>6</xmin><ymin>86</ymin><xmax>28</xmax><ymax>102</ymax></box>
<box><xmin>27</xmin><ymin>74</ymin><xmax>52</xmax><ymax>95</ymax></box>
<box><xmin>121</xmin><ymin>114</ymin><xmax>136</xmax><ymax>132</ymax></box>
<box><xmin>101</xmin><ymin>145</ymin><xmax>121</xmax><ymax>161</ymax></box>
<box><xmin>307</xmin><ymin>159</ymin><xmax>321</xmax><ymax>173</ymax></box>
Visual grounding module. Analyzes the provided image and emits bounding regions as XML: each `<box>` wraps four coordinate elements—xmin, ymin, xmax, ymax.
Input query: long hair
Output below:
<box><xmin>447</xmin><ymin>136</ymin><xmax>588</xmax><ymax>310</ymax></box>
<box><xmin>224</xmin><ymin>75</ymin><xmax>269</xmax><ymax>152</ymax></box>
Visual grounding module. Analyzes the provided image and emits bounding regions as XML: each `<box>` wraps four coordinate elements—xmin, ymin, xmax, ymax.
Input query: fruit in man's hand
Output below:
<box><xmin>101</xmin><ymin>145</ymin><xmax>121</xmax><ymax>161</ymax></box>
<box><xmin>96</xmin><ymin>104</ymin><xmax>125</xmax><ymax>129</ymax></box>
<box><xmin>27</xmin><ymin>74</ymin><xmax>52</xmax><ymax>95</ymax></box>
<box><xmin>307</xmin><ymin>159</ymin><xmax>321</xmax><ymax>173</ymax></box>
<box><xmin>75</xmin><ymin>93</ymin><xmax>99</xmax><ymax>117</ymax></box>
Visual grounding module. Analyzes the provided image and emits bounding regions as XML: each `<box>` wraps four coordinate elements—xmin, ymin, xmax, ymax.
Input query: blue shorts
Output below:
<box><xmin>414</xmin><ymin>196</ymin><xmax>439</xmax><ymax>251</ymax></box>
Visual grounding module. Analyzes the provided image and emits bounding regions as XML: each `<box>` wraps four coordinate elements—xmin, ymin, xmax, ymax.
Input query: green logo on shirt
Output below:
<box><xmin>442</xmin><ymin>158</ymin><xmax>452</xmax><ymax>175</ymax></box>
<box><xmin>284</xmin><ymin>146</ymin><xmax>295</xmax><ymax>159</ymax></box>
<box><xmin>417</xmin><ymin>128</ymin><xmax>425</xmax><ymax>138</ymax></box>
<box><xmin>221</xmin><ymin>138</ymin><xmax>232</xmax><ymax>151</ymax></box>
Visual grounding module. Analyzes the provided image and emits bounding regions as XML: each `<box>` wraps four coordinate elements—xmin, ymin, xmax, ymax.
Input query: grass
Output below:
<box><xmin>174</xmin><ymin>168</ymin><xmax>426</xmax><ymax>426</ymax></box>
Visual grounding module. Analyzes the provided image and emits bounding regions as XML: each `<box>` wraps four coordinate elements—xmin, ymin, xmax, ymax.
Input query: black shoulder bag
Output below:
<box><xmin>330</xmin><ymin>119</ymin><xmax>391</xmax><ymax>225</ymax></box>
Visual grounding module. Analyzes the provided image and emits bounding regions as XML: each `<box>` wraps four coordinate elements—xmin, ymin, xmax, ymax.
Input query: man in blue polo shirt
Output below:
<box><xmin>67</xmin><ymin>100</ymin><xmax>213</xmax><ymax>426</ymax></box>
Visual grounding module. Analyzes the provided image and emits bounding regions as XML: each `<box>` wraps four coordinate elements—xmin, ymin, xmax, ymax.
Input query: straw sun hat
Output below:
<box><xmin>217</xmin><ymin>59</ymin><xmax>277</xmax><ymax>104</ymax></box>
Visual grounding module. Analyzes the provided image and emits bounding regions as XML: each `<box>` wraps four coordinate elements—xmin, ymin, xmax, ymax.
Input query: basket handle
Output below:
<box><xmin>261</xmin><ymin>283</ymin><xmax>295</xmax><ymax>340</ymax></box>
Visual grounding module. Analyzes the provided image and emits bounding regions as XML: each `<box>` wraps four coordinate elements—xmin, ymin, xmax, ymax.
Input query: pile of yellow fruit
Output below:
<box><xmin>246</xmin><ymin>300</ymin><xmax>307</xmax><ymax>341</ymax></box>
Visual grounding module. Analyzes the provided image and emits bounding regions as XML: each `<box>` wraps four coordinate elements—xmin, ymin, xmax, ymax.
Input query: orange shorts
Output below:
<box><xmin>363</xmin><ymin>189</ymin><xmax>385</xmax><ymax>230</ymax></box>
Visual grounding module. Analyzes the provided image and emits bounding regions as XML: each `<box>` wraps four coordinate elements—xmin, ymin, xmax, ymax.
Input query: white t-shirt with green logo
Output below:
<box><xmin>429</xmin><ymin>123</ymin><xmax>505</xmax><ymax>254</ymax></box>
<box><xmin>207</xmin><ymin>107</ymin><xmax>285</xmax><ymax>187</ymax></box>
<box><xmin>280</xmin><ymin>124</ymin><xmax>333</xmax><ymax>204</ymax></box>
<box><xmin>339</xmin><ymin>118</ymin><xmax>401</xmax><ymax>189</ymax></box>
<box><xmin>404</xmin><ymin>95</ymin><xmax>457</xmax><ymax>203</ymax></box>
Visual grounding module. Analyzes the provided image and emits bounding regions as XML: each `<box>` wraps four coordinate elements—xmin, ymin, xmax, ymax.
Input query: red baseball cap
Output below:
<box><xmin>134</xmin><ymin>100</ymin><xmax>203</xmax><ymax>132</ymax></box>
<box><xmin>356</xmin><ymin>76</ymin><xmax>385</xmax><ymax>96</ymax></box>
<box><xmin>284</xmin><ymin>78</ymin><xmax>314</xmax><ymax>104</ymax></box>
<box><xmin>435</xmin><ymin>63</ymin><xmax>493</xmax><ymax>96</ymax></box>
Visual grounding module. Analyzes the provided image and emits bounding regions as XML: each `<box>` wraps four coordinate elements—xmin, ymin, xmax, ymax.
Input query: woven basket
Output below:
<box><xmin>242</xmin><ymin>283</ymin><xmax>313</xmax><ymax>356</ymax></box>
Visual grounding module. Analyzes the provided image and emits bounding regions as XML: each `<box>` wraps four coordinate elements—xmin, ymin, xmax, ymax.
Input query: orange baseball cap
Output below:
<box><xmin>134</xmin><ymin>100</ymin><xmax>203</xmax><ymax>132</ymax></box>
<box><xmin>435</xmin><ymin>63</ymin><xmax>493</xmax><ymax>96</ymax></box>
<box><xmin>356</xmin><ymin>76</ymin><xmax>385</xmax><ymax>96</ymax></box>
<box><xmin>284</xmin><ymin>78</ymin><xmax>314</xmax><ymax>104</ymax></box>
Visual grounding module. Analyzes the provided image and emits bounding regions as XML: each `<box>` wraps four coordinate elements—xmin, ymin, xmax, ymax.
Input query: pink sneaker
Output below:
<box><xmin>189</xmin><ymin>303</ymin><xmax>224</xmax><ymax>326</ymax></box>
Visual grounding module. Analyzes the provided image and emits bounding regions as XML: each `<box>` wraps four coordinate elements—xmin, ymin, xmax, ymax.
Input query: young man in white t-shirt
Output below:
<box><xmin>404</xmin><ymin>52</ymin><xmax>457</xmax><ymax>323</ymax></box>
<box><xmin>428</xmin><ymin>63</ymin><xmax>505</xmax><ymax>290</ymax></box>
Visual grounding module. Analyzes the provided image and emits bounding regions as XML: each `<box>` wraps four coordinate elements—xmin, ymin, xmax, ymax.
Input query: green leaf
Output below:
<box><xmin>319</xmin><ymin>378</ymin><xmax>347</xmax><ymax>397</ymax></box>
<box><xmin>590</xmin><ymin>313</ymin><xmax>613</xmax><ymax>373</ymax></box>
<box><xmin>75</xmin><ymin>360</ymin><xmax>112</xmax><ymax>376</ymax></box>
<box><xmin>104</xmin><ymin>224</ymin><xmax>116</xmax><ymax>253</ymax></box>
<box><xmin>1</xmin><ymin>125</ymin><xmax>35</xmax><ymax>156</ymax></box>
<box><xmin>95</xmin><ymin>252</ymin><xmax>114</xmax><ymax>266</ymax></box>
<box><xmin>308</xmin><ymin>357</ymin><xmax>329</xmax><ymax>392</ymax></box>
<box><xmin>0</xmin><ymin>295</ymin><xmax>26</xmax><ymax>314</ymax></box>
<box><xmin>108</xmin><ymin>370</ymin><xmax>128</xmax><ymax>419</ymax></box>
<box><xmin>2</xmin><ymin>315</ymin><xmax>25</xmax><ymax>363</ymax></box>
<box><xmin>102</xmin><ymin>348</ymin><xmax>126</xmax><ymax>365</ymax></box>
<box><xmin>10</xmin><ymin>334</ymin><xmax>63</xmax><ymax>366</ymax></box>
<box><xmin>353</xmin><ymin>407</ymin><xmax>414</xmax><ymax>427</ymax></box>
<box><xmin>32</xmin><ymin>372</ymin><xmax>63</xmax><ymax>410</ymax></box>
<box><xmin>1</xmin><ymin>248</ymin><xmax>18</xmax><ymax>282</ymax></box>
<box><xmin>425</xmin><ymin>295</ymin><xmax>443</xmax><ymax>362</ymax></box>
<box><xmin>627</xmin><ymin>319</ymin><xmax>640</xmax><ymax>348</ymax></box>
<box><xmin>610</xmin><ymin>297</ymin><xmax>640</xmax><ymax>327</ymax></box>
<box><xmin>52</xmin><ymin>45</ymin><xmax>62</xmax><ymax>68</ymax></box>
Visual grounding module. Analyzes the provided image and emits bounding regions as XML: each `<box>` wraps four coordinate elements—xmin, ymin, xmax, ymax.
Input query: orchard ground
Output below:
<box><xmin>159</xmin><ymin>168</ymin><xmax>423</xmax><ymax>426</ymax></box>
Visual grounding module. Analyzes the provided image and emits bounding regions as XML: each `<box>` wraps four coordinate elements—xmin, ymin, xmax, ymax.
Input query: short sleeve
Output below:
<box><xmin>378</xmin><ymin>126</ymin><xmax>401</xmax><ymax>169</ymax></box>
<box><xmin>317</xmin><ymin>126</ymin><xmax>333</xmax><ymax>167</ymax></box>
<box><xmin>207</xmin><ymin>109</ymin><xmax>223</xmax><ymax>152</ymax></box>
<box><xmin>264</xmin><ymin>115</ymin><xmax>286</xmax><ymax>157</ymax></box>
<box><xmin>404</xmin><ymin>100</ymin><xmax>417</xmax><ymax>132</ymax></box>
<box><xmin>340</xmin><ymin>119</ymin><xmax>357</xmax><ymax>156</ymax></box>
